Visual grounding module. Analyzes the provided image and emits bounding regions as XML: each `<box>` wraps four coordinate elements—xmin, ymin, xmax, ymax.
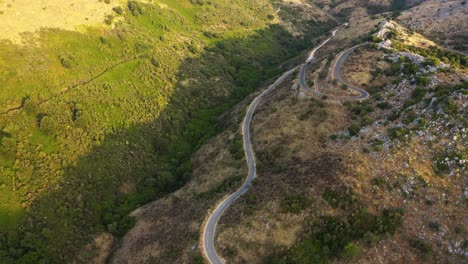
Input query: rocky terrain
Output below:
<box><xmin>399</xmin><ymin>0</ymin><xmax>468</xmax><ymax>53</ymax></box>
<box><xmin>215</xmin><ymin>19</ymin><xmax>467</xmax><ymax>264</ymax></box>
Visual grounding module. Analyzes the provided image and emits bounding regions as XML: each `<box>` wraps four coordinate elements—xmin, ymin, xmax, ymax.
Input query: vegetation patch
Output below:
<box><xmin>267</xmin><ymin>188</ymin><xmax>404</xmax><ymax>263</ymax></box>
<box><xmin>391</xmin><ymin>41</ymin><xmax>467</xmax><ymax>68</ymax></box>
<box><xmin>195</xmin><ymin>175</ymin><xmax>243</xmax><ymax>200</ymax></box>
<box><xmin>281</xmin><ymin>194</ymin><xmax>311</xmax><ymax>214</ymax></box>
<box><xmin>270</xmin><ymin>207</ymin><xmax>403</xmax><ymax>263</ymax></box>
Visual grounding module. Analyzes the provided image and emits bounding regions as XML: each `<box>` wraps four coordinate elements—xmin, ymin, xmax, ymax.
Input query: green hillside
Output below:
<box><xmin>0</xmin><ymin>0</ymin><xmax>335</xmax><ymax>262</ymax></box>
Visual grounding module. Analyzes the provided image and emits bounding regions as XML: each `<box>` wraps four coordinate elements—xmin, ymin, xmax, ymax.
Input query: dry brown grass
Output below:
<box><xmin>342</xmin><ymin>48</ymin><xmax>379</xmax><ymax>85</ymax></box>
<box><xmin>0</xmin><ymin>0</ymin><xmax>118</xmax><ymax>44</ymax></box>
<box><xmin>214</xmin><ymin>27</ymin><xmax>466</xmax><ymax>263</ymax></box>
<box><xmin>399</xmin><ymin>0</ymin><xmax>468</xmax><ymax>51</ymax></box>
<box><xmin>391</xmin><ymin>21</ymin><xmax>438</xmax><ymax>49</ymax></box>
<box><xmin>215</xmin><ymin>75</ymin><xmax>354</xmax><ymax>263</ymax></box>
<box><xmin>217</xmin><ymin>79</ymin><xmax>466</xmax><ymax>263</ymax></box>
<box><xmin>316</xmin><ymin>15</ymin><xmax>384</xmax><ymax>58</ymax></box>
<box><xmin>341</xmin><ymin>46</ymin><xmax>393</xmax><ymax>88</ymax></box>
<box><xmin>74</xmin><ymin>233</ymin><xmax>115</xmax><ymax>264</ymax></box>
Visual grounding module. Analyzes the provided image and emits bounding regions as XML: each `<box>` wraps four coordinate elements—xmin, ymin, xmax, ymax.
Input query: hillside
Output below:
<box><xmin>0</xmin><ymin>0</ymin><xmax>117</xmax><ymax>44</ymax></box>
<box><xmin>0</xmin><ymin>0</ymin><xmax>337</xmax><ymax>262</ymax></box>
<box><xmin>214</xmin><ymin>19</ymin><xmax>467</xmax><ymax>264</ymax></box>
<box><xmin>398</xmin><ymin>0</ymin><xmax>468</xmax><ymax>53</ymax></box>
<box><xmin>0</xmin><ymin>0</ymin><xmax>465</xmax><ymax>263</ymax></box>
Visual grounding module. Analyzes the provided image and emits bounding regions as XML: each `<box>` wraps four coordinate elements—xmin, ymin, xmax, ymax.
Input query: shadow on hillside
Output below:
<box><xmin>0</xmin><ymin>21</ymin><xmax>336</xmax><ymax>262</ymax></box>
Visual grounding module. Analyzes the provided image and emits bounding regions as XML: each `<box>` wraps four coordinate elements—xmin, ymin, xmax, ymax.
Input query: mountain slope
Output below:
<box><xmin>399</xmin><ymin>0</ymin><xmax>468</xmax><ymax>53</ymax></box>
<box><xmin>215</xmin><ymin>19</ymin><xmax>467</xmax><ymax>264</ymax></box>
<box><xmin>0</xmin><ymin>0</ymin><xmax>336</xmax><ymax>263</ymax></box>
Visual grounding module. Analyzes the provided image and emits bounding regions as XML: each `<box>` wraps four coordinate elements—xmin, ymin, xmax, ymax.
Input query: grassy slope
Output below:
<box><xmin>0</xmin><ymin>0</ymin><xmax>336</xmax><ymax>262</ymax></box>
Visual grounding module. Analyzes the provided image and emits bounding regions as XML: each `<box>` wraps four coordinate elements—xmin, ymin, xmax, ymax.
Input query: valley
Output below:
<box><xmin>0</xmin><ymin>0</ymin><xmax>466</xmax><ymax>264</ymax></box>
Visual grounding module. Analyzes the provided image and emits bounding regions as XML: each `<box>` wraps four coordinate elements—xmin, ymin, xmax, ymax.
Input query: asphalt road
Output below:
<box><xmin>300</xmin><ymin>43</ymin><xmax>370</xmax><ymax>100</ymax></box>
<box><xmin>201</xmin><ymin>30</ymin><xmax>368</xmax><ymax>264</ymax></box>
<box><xmin>201</xmin><ymin>66</ymin><xmax>298</xmax><ymax>264</ymax></box>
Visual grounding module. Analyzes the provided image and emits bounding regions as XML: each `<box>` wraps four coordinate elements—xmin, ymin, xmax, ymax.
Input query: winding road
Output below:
<box><xmin>300</xmin><ymin>42</ymin><xmax>370</xmax><ymax>100</ymax></box>
<box><xmin>202</xmin><ymin>66</ymin><xmax>298</xmax><ymax>264</ymax></box>
<box><xmin>202</xmin><ymin>29</ymin><xmax>369</xmax><ymax>264</ymax></box>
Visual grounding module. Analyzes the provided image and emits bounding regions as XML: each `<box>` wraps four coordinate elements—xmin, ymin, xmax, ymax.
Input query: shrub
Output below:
<box><xmin>443</xmin><ymin>98</ymin><xmax>459</xmax><ymax>115</ymax></box>
<box><xmin>390</xmin><ymin>63</ymin><xmax>401</xmax><ymax>75</ymax></box>
<box><xmin>404</xmin><ymin>110</ymin><xmax>417</xmax><ymax>124</ymax></box>
<box><xmin>371</xmin><ymin>67</ymin><xmax>383</xmax><ymax>79</ymax></box>
<box><xmin>113</xmin><ymin>6</ymin><xmax>123</xmax><ymax>15</ymax></box>
<box><xmin>415</xmin><ymin>76</ymin><xmax>429</xmax><ymax>86</ymax></box>
<box><xmin>433</xmin><ymin>155</ymin><xmax>450</xmax><ymax>175</ymax></box>
<box><xmin>229</xmin><ymin>137</ymin><xmax>244</xmax><ymax>160</ymax></box>
<box><xmin>322</xmin><ymin>189</ymin><xmax>357</xmax><ymax>210</ymax></box>
<box><xmin>428</xmin><ymin>221</ymin><xmax>440</xmax><ymax>231</ymax></box>
<box><xmin>59</xmin><ymin>55</ymin><xmax>76</xmax><ymax>69</ymax></box>
<box><xmin>387</xmin><ymin>126</ymin><xmax>410</xmax><ymax>141</ymax></box>
<box><xmin>282</xmin><ymin>194</ymin><xmax>311</xmax><ymax>214</ymax></box>
<box><xmin>409</xmin><ymin>238</ymin><xmax>432</xmax><ymax>255</ymax></box>
<box><xmin>411</xmin><ymin>87</ymin><xmax>427</xmax><ymax>102</ymax></box>
<box><xmin>351</xmin><ymin>102</ymin><xmax>374</xmax><ymax>116</ymax></box>
<box><xmin>342</xmin><ymin>243</ymin><xmax>359</xmax><ymax>257</ymax></box>
<box><xmin>377</xmin><ymin>102</ymin><xmax>390</xmax><ymax>109</ymax></box>
<box><xmin>104</xmin><ymin>14</ymin><xmax>114</xmax><ymax>25</ymax></box>
<box><xmin>425</xmin><ymin>57</ymin><xmax>440</xmax><ymax>66</ymax></box>
<box><xmin>191</xmin><ymin>0</ymin><xmax>205</xmax><ymax>5</ymax></box>
<box><xmin>370</xmin><ymin>35</ymin><xmax>383</xmax><ymax>43</ymax></box>
<box><xmin>348</xmin><ymin>124</ymin><xmax>361</xmax><ymax>137</ymax></box>
<box><xmin>128</xmin><ymin>1</ymin><xmax>143</xmax><ymax>16</ymax></box>
<box><xmin>402</xmin><ymin>62</ymin><xmax>419</xmax><ymax>75</ymax></box>
<box><xmin>288</xmin><ymin>208</ymin><xmax>403</xmax><ymax>263</ymax></box>
<box><xmin>373</xmin><ymin>93</ymin><xmax>383</xmax><ymax>100</ymax></box>
<box><xmin>371</xmin><ymin>177</ymin><xmax>387</xmax><ymax>187</ymax></box>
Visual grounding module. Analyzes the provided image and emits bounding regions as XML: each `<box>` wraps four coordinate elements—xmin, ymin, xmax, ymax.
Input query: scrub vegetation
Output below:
<box><xmin>0</xmin><ymin>0</ymin><xmax>336</xmax><ymax>262</ymax></box>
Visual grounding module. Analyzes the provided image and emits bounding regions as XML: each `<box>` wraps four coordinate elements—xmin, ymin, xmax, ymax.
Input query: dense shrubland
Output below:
<box><xmin>268</xmin><ymin>189</ymin><xmax>403</xmax><ymax>263</ymax></box>
<box><xmin>0</xmin><ymin>0</ymin><xmax>336</xmax><ymax>262</ymax></box>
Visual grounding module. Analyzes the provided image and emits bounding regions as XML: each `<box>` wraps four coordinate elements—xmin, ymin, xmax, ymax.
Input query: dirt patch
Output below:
<box><xmin>341</xmin><ymin>46</ymin><xmax>392</xmax><ymax>88</ymax></box>
<box><xmin>75</xmin><ymin>233</ymin><xmax>115</xmax><ymax>264</ymax></box>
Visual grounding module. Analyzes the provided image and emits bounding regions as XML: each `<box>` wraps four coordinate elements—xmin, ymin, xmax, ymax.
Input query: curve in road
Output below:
<box><xmin>201</xmin><ymin>29</ymin><xmax>368</xmax><ymax>264</ymax></box>
<box><xmin>201</xmin><ymin>66</ymin><xmax>298</xmax><ymax>264</ymax></box>
<box><xmin>300</xmin><ymin>43</ymin><xmax>370</xmax><ymax>100</ymax></box>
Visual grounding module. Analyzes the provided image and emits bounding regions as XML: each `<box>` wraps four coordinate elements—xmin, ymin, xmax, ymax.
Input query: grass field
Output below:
<box><xmin>0</xmin><ymin>0</ymin><xmax>117</xmax><ymax>44</ymax></box>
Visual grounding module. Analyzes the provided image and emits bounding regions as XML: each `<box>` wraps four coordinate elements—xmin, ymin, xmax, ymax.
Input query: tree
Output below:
<box><xmin>39</xmin><ymin>116</ymin><xmax>55</xmax><ymax>133</ymax></box>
